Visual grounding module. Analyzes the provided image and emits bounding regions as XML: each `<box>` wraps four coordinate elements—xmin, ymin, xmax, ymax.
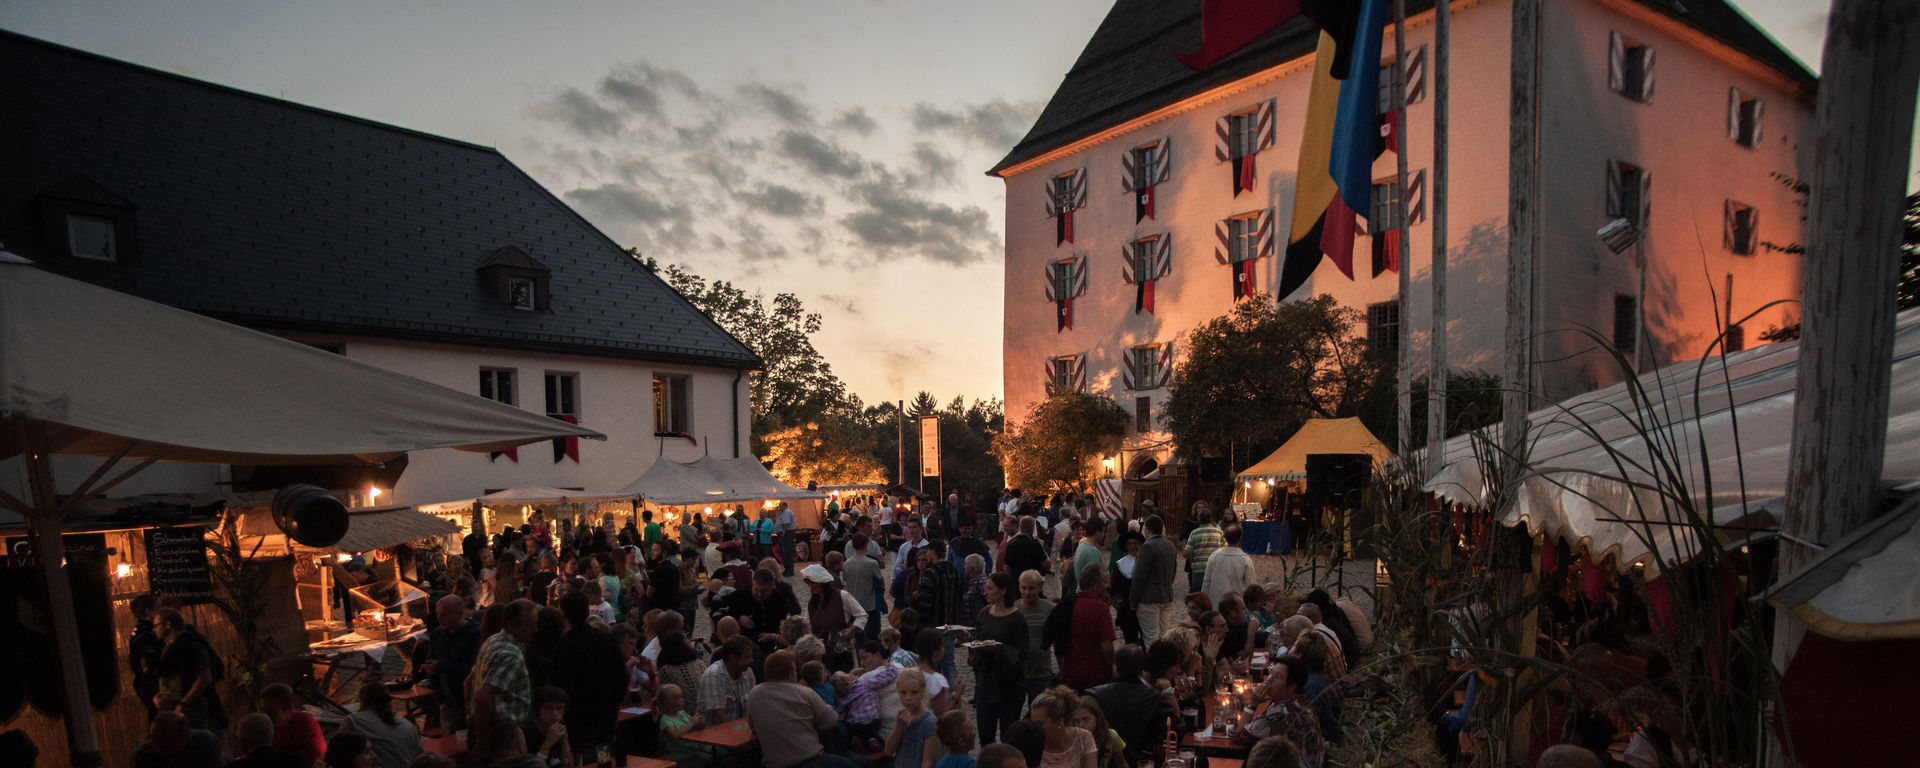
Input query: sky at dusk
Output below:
<box><xmin>0</xmin><ymin>1</ymin><xmax>1880</xmax><ymax>408</ymax></box>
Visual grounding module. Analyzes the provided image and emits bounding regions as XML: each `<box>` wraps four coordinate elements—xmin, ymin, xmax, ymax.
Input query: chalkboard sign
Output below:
<box><xmin>145</xmin><ymin>526</ymin><xmax>216</xmax><ymax>605</ymax></box>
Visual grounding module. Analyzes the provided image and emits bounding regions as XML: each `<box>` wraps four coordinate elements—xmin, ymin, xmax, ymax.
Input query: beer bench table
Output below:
<box><xmin>682</xmin><ymin>718</ymin><xmax>756</xmax><ymax>749</ymax></box>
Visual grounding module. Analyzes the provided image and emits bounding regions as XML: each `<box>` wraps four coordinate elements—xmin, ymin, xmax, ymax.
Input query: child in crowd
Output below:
<box><xmin>655</xmin><ymin>684</ymin><xmax>705</xmax><ymax>768</ymax></box>
<box><xmin>1247</xmin><ymin>584</ymin><xmax>1278</xmax><ymax>630</ymax></box>
<box><xmin>886</xmin><ymin>668</ymin><xmax>938</xmax><ymax>768</ymax></box>
<box><xmin>802</xmin><ymin>661</ymin><xmax>838</xmax><ymax>708</ymax></box>
<box><xmin>1073</xmin><ymin>695</ymin><xmax>1127</xmax><ymax>768</ymax></box>
<box><xmin>830</xmin><ymin>671</ymin><xmax>853</xmax><ymax>703</ymax></box>
<box><xmin>934</xmin><ymin>709</ymin><xmax>978</xmax><ymax>768</ymax></box>
<box><xmin>582</xmin><ymin>580</ymin><xmax>615</xmax><ymax>626</ymax></box>
<box><xmin>881</xmin><ymin>627</ymin><xmax>918</xmax><ymax>668</ymax></box>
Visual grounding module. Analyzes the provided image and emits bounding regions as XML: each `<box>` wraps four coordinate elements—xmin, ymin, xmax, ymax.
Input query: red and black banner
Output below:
<box><xmin>1057</xmin><ymin>298</ymin><xmax>1074</xmax><ymax>331</ymax></box>
<box><xmin>1136</xmin><ymin>184</ymin><xmax>1155</xmax><ymax>223</ymax></box>
<box><xmin>551</xmin><ymin>413</ymin><xmax>580</xmax><ymax>464</ymax></box>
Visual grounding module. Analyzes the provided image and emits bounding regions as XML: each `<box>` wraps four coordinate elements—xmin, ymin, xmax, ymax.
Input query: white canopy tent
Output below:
<box><xmin>1422</xmin><ymin>307</ymin><xmax>1920</xmax><ymax>574</ymax></box>
<box><xmin>614</xmin><ymin>455</ymin><xmax>828</xmax><ymax>527</ymax></box>
<box><xmin>1768</xmin><ymin>482</ymin><xmax>1920</xmax><ymax>640</ymax></box>
<box><xmin>0</xmin><ymin>254</ymin><xmax>603</xmax><ymax>765</ymax></box>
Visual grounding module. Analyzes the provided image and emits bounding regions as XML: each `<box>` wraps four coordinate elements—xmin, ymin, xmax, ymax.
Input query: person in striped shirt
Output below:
<box><xmin>1183</xmin><ymin>506</ymin><xmax>1224</xmax><ymax>594</ymax></box>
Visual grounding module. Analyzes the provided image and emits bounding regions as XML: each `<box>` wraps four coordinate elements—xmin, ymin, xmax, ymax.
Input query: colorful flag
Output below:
<box><xmin>1177</xmin><ymin>0</ymin><xmax>1305</xmax><ymax>71</ymax></box>
<box><xmin>1057</xmin><ymin>298</ymin><xmax>1074</xmax><ymax>331</ymax></box>
<box><xmin>1279</xmin><ymin>0</ymin><xmax>1390</xmax><ymax>300</ymax></box>
<box><xmin>1278</xmin><ymin>32</ymin><xmax>1349</xmax><ymax>299</ymax></box>
<box><xmin>1136</xmin><ymin>184</ymin><xmax>1155</xmax><ymax>222</ymax></box>
<box><xmin>551</xmin><ymin>413</ymin><xmax>580</xmax><ymax>463</ymax></box>
<box><xmin>1328</xmin><ymin>0</ymin><xmax>1388</xmax><ymax>221</ymax></box>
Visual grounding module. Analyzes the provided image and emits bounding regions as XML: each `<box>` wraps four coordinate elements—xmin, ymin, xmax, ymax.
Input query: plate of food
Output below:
<box><xmin>964</xmin><ymin>639</ymin><xmax>999</xmax><ymax>649</ymax></box>
<box><xmin>937</xmin><ymin>624</ymin><xmax>971</xmax><ymax>633</ymax></box>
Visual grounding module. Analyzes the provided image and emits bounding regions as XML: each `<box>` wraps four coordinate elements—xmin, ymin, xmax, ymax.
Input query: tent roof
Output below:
<box><xmin>1237</xmin><ymin>418</ymin><xmax>1394</xmax><ymax>480</ymax></box>
<box><xmin>0</xmin><ymin>257</ymin><xmax>603</xmax><ymax>467</ymax></box>
<box><xmin>1424</xmin><ymin>308</ymin><xmax>1920</xmax><ymax>573</ymax></box>
<box><xmin>613</xmin><ymin>456</ymin><xmax>825</xmax><ymax>506</ymax></box>
<box><xmin>330</xmin><ymin>505</ymin><xmax>461</xmax><ymax>553</ymax></box>
<box><xmin>1769</xmin><ymin>484</ymin><xmax>1920</xmax><ymax>641</ymax></box>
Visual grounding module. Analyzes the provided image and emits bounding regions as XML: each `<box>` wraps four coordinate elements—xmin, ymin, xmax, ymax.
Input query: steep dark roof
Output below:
<box><xmin>989</xmin><ymin>0</ymin><xmax>1816</xmax><ymax>176</ymax></box>
<box><xmin>0</xmin><ymin>30</ymin><xmax>761</xmax><ymax>369</ymax></box>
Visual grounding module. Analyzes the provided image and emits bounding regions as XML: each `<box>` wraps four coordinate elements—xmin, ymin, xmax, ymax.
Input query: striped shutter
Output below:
<box><xmin>1256</xmin><ymin>99</ymin><xmax>1277</xmax><ymax>152</ymax></box>
<box><xmin>1723</xmin><ymin>200</ymin><xmax>1736</xmax><ymax>250</ymax></box>
<box><xmin>1638</xmin><ymin>47</ymin><xmax>1655</xmax><ymax>101</ymax></box>
<box><xmin>1605</xmin><ymin>161</ymin><xmax>1622</xmax><ymax>218</ymax></box>
<box><xmin>1215</xmin><ymin>115</ymin><xmax>1232</xmax><ymax>163</ymax></box>
<box><xmin>1044</xmin><ymin>261</ymin><xmax>1060</xmax><ymax>301</ymax></box>
<box><xmin>1071</xmin><ymin>354</ymin><xmax>1087</xmax><ymax>393</ymax></box>
<box><xmin>1121</xmin><ymin>148</ymin><xmax>1137</xmax><ymax>192</ymax></box>
<box><xmin>1638</xmin><ymin>171</ymin><xmax>1652</xmax><ymax>228</ymax></box>
<box><xmin>1073</xmin><ymin>255</ymin><xmax>1090</xmax><ymax>298</ymax></box>
<box><xmin>1157</xmin><ymin>233</ymin><xmax>1173</xmax><ymax>278</ymax></box>
<box><xmin>1750</xmin><ymin>100</ymin><xmax>1764</xmax><ymax>145</ymax></box>
<box><xmin>1073</xmin><ymin>168</ymin><xmax>1090</xmax><ymax>210</ymax></box>
<box><xmin>1120</xmin><ymin>242</ymin><xmax>1136</xmax><ymax>284</ymax></box>
<box><xmin>1404</xmin><ymin>45</ymin><xmax>1427</xmax><ymax>104</ymax></box>
<box><xmin>1407</xmin><ymin>170</ymin><xmax>1428</xmax><ymax>224</ymax></box>
<box><xmin>1158</xmin><ymin>341</ymin><xmax>1175</xmax><ymax>388</ymax></box>
<box><xmin>1256</xmin><ymin>209</ymin><xmax>1275</xmax><ymax>259</ymax></box>
<box><xmin>1043</xmin><ymin>177</ymin><xmax>1060</xmax><ymax>218</ymax></box>
<box><xmin>1608</xmin><ymin>32</ymin><xmax>1625</xmax><ymax>93</ymax></box>
<box><xmin>1727</xmin><ymin>88</ymin><xmax>1742</xmax><ymax>141</ymax></box>
<box><xmin>1122</xmin><ymin>348</ymin><xmax>1138</xmax><ymax>391</ymax></box>
<box><xmin>1157</xmin><ymin>137</ymin><xmax>1173</xmax><ymax>183</ymax></box>
<box><xmin>1214</xmin><ymin>219</ymin><xmax>1231</xmax><ymax>265</ymax></box>
<box><xmin>1043</xmin><ymin>359</ymin><xmax>1056</xmax><ymax>395</ymax></box>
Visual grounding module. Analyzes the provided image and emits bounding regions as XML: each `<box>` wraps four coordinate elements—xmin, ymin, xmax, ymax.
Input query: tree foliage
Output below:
<box><xmin>992</xmin><ymin>393</ymin><xmax>1127</xmax><ymax>491</ymax></box>
<box><xmin>761</xmin><ymin>420</ymin><xmax>889</xmax><ymax>487</ymax></box>
<box><xmin>1163</xmin><ymin>295</ymin><xmax>1387</xmax><ymax>460</ymax></box>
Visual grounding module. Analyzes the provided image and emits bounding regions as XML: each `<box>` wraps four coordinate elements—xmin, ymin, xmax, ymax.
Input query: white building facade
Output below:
<box><xmin>992</xmin><ymin>0</ymin><xmax>1812</xmax><ymax>472</ymax></box>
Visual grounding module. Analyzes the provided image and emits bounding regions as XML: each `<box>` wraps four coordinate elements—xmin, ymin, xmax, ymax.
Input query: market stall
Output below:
<box><xmin>1233</xmin><ymin>418</ymin><xmax>1394</xmax><ymax>553</ymax></box>
<box><xmin>417</xmin><ymin>486</ymin><xmax>637</xmax><ymax>541</ymax></box>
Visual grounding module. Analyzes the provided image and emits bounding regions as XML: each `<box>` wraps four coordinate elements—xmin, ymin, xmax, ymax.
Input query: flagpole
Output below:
<box><xmin>1427</xmin><ymin>0</ymin><xmax>1451</xmax><ymax>479</ymax></box>
<box><xmin>1503</xmin><ymin>0</ymin><xmax>1541</xmax><ymax>504</ymax></box>
<box><xmin>1393</xmin><ymin>0</ymin><xmax>1413</xmax><ymax>458</ymax></box>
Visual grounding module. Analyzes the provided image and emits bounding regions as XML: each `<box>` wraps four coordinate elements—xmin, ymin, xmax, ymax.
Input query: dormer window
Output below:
<box><xmin>66</xmin><ymin>214</ymin><xmax>118</xmax><ymax>261</ymax></box>
<box><xmin>507</xmin><ymin>276</ymin><xmax>537</xmax><ymax>310</ymax></box>
<box><xmin>475</xmin><ymin>245</ymin><xmax>551</xmax><ymax>312</ymax></box>
<box><xmin>32</xmin><ymin>174</ymin><xmax>139</xmax><ymax>264</ymax></box>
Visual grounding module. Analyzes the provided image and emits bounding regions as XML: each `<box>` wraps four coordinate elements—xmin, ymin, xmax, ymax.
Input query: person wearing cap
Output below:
<box><xmin>802</xmin><ymin>564</ymin><xmax>867</xmax><ymax>671</ymax></box>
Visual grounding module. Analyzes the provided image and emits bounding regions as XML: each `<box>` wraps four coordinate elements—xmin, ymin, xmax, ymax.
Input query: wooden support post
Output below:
<box><xmin>1394</xmin><ymin>0</ymin><xmax>1414</xmax><ymax>458</ymax></box>
<box><xmin>1501</xmin><ymin>0</ymin><xmax>1541</xmax><ymax>499</ymax></box>
<box><xmin>1773</xmin><ymin>0</ymin><xmax>1920</xmax><ymax>719</ymax></box>
<box><xmin>17</xmin><ymin>422</ymin><xmax>104</xmax><ymax>768</ymax></box>
<box><xmin>1427</xmin><ymin>0</ymin><xmax>1451</xmax><ymax>477</ymax></box>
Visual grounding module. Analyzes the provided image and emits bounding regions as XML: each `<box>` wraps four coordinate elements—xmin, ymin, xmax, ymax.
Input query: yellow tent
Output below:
<box><xmin>1236</xmin><ymin>417</ymin><xmax>1395</xmax><ymax>480</ymax></box>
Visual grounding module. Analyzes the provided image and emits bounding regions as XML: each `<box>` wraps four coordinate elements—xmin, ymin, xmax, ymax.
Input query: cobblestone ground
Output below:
<box><xmin>695</xmin><ymin>548</ymin><xmax>1383</xmax><ymax>700</ymax></box>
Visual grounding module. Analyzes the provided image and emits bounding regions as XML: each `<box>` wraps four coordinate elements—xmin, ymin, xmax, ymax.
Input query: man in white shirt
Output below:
<box><xmin>894</xmin><ymin>520</ymin><xmax>928</xmax><ymax>580</ymax></box>
<box><xmin>1201</xmin><ymin>523</ymin><xmax>1255</xmax><ymax>610</ymax></box>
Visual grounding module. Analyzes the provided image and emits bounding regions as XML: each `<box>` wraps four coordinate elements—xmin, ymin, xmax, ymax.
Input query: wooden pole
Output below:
<box><xmin>17</xmin><ymin>421</ymin><xmax>104</xmax><ymax>768</ymax></box>
<box><xmin>1394</xmin><ymin>0</ymin><xmax>1414</xmax><ymax>458</ymax></box>
<box><xmin>1773</xmin><ymin>0</ymin><xmax>1920</xmax><ymax>727</ymax></box>
<box><xmin>1501</xmin><ymin>0</ymin><xmax>1541</xmax><ymax>498</ymax></box>
<box><xmin>1427</xmin><ymin>0</ymin><xmax>1451</xmax><ymax>478</ymax></box>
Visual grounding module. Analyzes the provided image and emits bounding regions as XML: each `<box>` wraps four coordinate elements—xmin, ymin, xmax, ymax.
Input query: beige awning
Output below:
<box><xmin>1236</xmin><ymin>417</ymin><xmax>1394</xmax><ymax>480</ymax></box>
<box><xmin>329</xmin><ymin>505</ymin><xmax>460</xmax><ymax>553</ymax></box>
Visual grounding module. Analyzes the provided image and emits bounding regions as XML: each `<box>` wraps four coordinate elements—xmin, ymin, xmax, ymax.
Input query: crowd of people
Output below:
<box><xmin>77</xmin><ymin>490</ymin><xmax>1619</xmax><ymax>768</ymax></box>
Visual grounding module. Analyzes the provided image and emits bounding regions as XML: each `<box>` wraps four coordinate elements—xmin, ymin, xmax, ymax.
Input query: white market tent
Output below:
<box><xmin>1237</xmin><ymin>417</ymin><xmax>1396</xmax><ymax>480</ymax></box>
<box><xmin>1423</xmin><ymin>307</ymin><xmax>1920</xmax><ymax>575</ymax></box>
<box><xmin>0</xmin><ymin>254</ymin><xmax>603</xmax><ymax>763</ymax></box>
<box><xmin>614</xmin><ymin>455</ymin><xmax>828</xmax><ymax>526</ymax></box>
<box><xmin>1767</xmin><ymin>481</ymin><xmax>1920</xmax><ymax>641</ymax></box>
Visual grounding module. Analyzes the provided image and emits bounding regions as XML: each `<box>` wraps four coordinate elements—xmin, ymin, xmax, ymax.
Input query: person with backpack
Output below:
<box><xmin>152</xmin><ymin>608</ymin><xmax>226</xmax><ymax>733</ymax></box>
<box><xmin>1052</xmin><ymin>563</ymin><xmax>1116</xmax><ymax>692</ymax></box>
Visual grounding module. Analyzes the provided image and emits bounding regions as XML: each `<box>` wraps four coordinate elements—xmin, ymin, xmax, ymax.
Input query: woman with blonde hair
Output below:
<box><xmin>1028</xmin><ymin>686</ymin><xmax>1097</xmax><ymax>768</ymax></box>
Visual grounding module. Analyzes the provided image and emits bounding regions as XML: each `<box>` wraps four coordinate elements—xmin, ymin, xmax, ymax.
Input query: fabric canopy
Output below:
<box><xmin>1768</xmin><ymin>484</ymin><xmax>1920</xmax><ymax>640</ymax></box>
<box><xmin>613</xmin><ymin>456</ymin><xmax>825</xmax><ymax>506</ymax></box>
<box><xmin>0</xmin><ymin>255</ymin><xmax>604</xmax><ymax>465</ymax></box>
<box><xmin>418</xmin><ymin>486</ymin><xmax>636</xmax><ymax>512</ymax></box>
<box><xmin>1424</xmin><ymin>307</ymin><xmax>1920</xmax><ymax>573</ymax></box>
<box><xmin>328</xmin><ymin>505</ymin><xmax>462</xmax><ymax>553</ymax></box>
<box><xmin>1237</xmin><ymin>417</ymin><xmax>1395</xmax><ymax>480</ymax></box>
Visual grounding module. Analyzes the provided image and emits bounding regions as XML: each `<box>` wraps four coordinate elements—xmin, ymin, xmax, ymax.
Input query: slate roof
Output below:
<box><xmin>989</xmin><ymin>0</ymin><xmax>1816</xmax><ymax>176</ymax></box>
<box><xmin>0</xmin><ymin>30</ymin><xmax>762</xmax><ymax>369</ymax></box>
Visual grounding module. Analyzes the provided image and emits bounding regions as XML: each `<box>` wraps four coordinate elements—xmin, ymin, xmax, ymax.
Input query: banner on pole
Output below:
<box><xmin>919</xmin><ymin>415</ymin><xmax>941</xmax><ymax>476</ymax></box>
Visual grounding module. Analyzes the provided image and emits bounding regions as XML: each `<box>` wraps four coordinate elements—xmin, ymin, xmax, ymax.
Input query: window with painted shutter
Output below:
<box><xmin>1607</xmin><ymin>160</ymin><xmax>1647</xmax><ymax>228</ymax></box>
<box><xmin>1609</xmin><ymin>31</ymin><xmax>1654</xmax><ymax>102</ymax></box>
<box><xmin>1724</xmin><ymin>200</ymin><xmax>1757</xmax><ymax>255</ymax></box>
<box><xmin>1729</xmin><ymin>88</ymin><xmax>1763</xmax><ymax>148</ymax></box>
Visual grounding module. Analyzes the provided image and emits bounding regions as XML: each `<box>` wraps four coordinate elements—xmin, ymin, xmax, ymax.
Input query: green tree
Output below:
<box><xmin>761</xmin><ymin>420</ymin><xmax>889</xmax><ymax>487</ymax></box>
<box><xmin>991</xmin><ymin>393</ymin><xmax>1127</xmax><ymax>491</ymax></box>
<box><xmin>1163</xmin><ymin>294</ymin><xmax>1386</xmax><ymax>460</ymax></box>
<box><xmin>638</xmin><ymin>255</ymin><xmax>851</xmax><ymax>441</ymax></box>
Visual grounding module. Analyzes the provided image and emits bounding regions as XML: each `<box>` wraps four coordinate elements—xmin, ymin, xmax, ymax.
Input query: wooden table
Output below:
<box><xmin>622</xmin><ymin>758</ymin><xmax>675</xmax><ymax>768</ymax></box>
<box><xmin>682</xmin><ymin>718</ymin><xmax>757</xmax><ymax>749</ymax></box>
<box><xmin>422</xmin><ymin>733</ymin><xmax>466</xmax><ymax>757</ymax></box>
<box><xmin>1208</xmin><ymin>760</ymin><xmax>1243</xmax><ymax>768</ymax></box>
<box><xmin>618</xmin><ymin>707</ymin><xmax>651</xmax><ymax>722</ymax></box>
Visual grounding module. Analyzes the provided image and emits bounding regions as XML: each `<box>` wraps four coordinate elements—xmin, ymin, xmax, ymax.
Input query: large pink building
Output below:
<box><xmin>991</xmin><ymin>0</ymin><xmax>1812</xmax><ymax>475</ymax></box>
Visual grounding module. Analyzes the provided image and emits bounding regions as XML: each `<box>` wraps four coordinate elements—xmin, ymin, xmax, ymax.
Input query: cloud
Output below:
<box><xmin>907</xmin><ymin>142</ymin><xmax>959</xmax><ymax>187</ymax></box>
<box><xmin>598</xmin><ymin>61</ymin><xmax>705</xmax><ymax>118</ymax></box>
<box><xmin>738</xmin><ymin>82</ymin><xmax>814</xmax><ymax>125</ymax></box>
<box><xmin>530</xmin><ymin>87</ymin><xmax>624</xmax><ymax>138</ymax></box>
<box><xmin>777</xmin><ymin>129</ymin><xmax>867</xmax><ymax>178</ymax></box>
<box><xmin>831</xmin><ymin>107</ymin><xmax>879</xmax><ymax>136</ymax></box>
<box><xmin>735</xmin><ymin>183</ymin><xmax>825</xmax><ymax>217</ymax></box>
<box><xmin>909</xmin><ymin>98</ymin><xmax>1041</xmax><ymax>149</ymax></box>
<box><xmin>820</xmin><ymin>293</ymin><xmax>861</xmax><ymax>315</ymax></box>
<box><xmin>564</xmin><ymin>183</ymin><xmax>692</xmax><ymax>225</ymax></box>
<box><xmin>840</xmin><ymin>177</ymin><xmax>994</xmax><ymax>266</ymax></box>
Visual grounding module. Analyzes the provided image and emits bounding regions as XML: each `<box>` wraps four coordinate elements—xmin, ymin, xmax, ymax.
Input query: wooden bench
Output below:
<box><xmin>621</xmin><ymin>758</ymin><xmax>675</xmax><ymax>768</ymax></box>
